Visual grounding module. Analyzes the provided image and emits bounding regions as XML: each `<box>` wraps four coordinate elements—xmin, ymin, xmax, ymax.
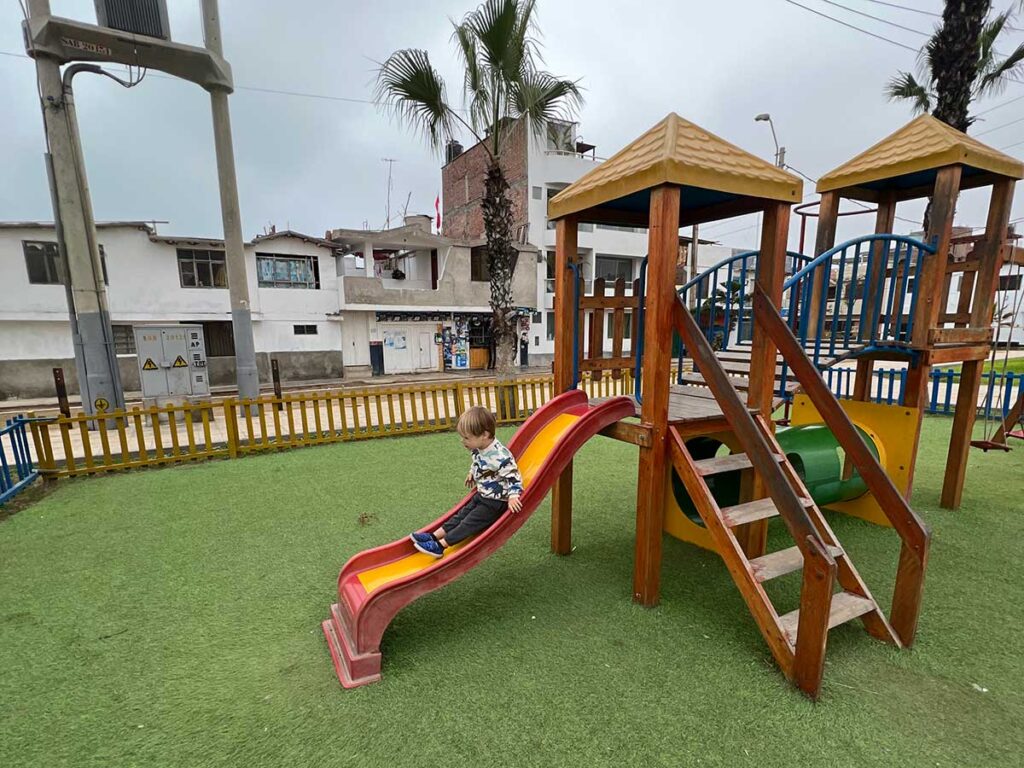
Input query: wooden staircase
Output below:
<box><xmin>669</xmin><ymin>287</ymin><xmax>930</xmax><ymax>699</ymax></box>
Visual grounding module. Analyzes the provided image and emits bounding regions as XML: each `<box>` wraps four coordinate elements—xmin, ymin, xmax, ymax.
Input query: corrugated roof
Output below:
<box><xmin>0</xmin><ymin>220</ymin><xmax>154</xmax><ymax>231</ymax></box>
<box><xmin>547</xmin><ymin>113</ymin><xmax>802</xmax><ymax>221</ymax></box>
<box><xmin>817</xmin><ymin>114</ymin><xmax>1024</xmax><ymax>197</ymax></box>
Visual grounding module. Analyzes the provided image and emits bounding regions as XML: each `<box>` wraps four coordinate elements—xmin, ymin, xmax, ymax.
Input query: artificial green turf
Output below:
<box><xmin>1</xmin><ymin>417</ymin><xmax>1022</xmax><ymax>767</ymax></box>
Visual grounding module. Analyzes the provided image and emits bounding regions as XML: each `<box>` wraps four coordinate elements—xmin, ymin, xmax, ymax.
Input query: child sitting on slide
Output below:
<box><xmin>410</xmin><ymin>406</ymin><xmax>524</xmax><ymax>558</ymax></box>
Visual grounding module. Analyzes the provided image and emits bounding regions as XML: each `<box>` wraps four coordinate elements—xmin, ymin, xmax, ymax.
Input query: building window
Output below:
<box><xmin>532</xmin><ymin>186</ymin><xmax>542</xmax><ymax>200</ymax></box>
<box><xmin>23</xmin><ymin>240</ymin><xmax>108</xmax><ymax>285</ymax></box>
<box><xmin>257</xmin><ymin>253</ymin><xmax>320</xmax><ymax>289</ymax></box>
<box><xmin>178</xmin><ymin>248</ymin><xmax>228</xmax><ymax>288</ymax></box>
<box><xmin>595</xmin><ymin>255</ymin><xmax>633</xmax><ymax>283</ymax></box>
<box><xmin>546</xmin><ymin>120</ymin><xmax>574</xmax><ymax>152</ymax></box>
<box><xmin>998</xmin><ymin>273</ymin><xmax>1023</xmax><ymax>292</ymax></box>
<box><xmin>471</xmin><ymin>246</ymin><xmax>490</xmax><ymax>282</ymax></box>
<box><xmin>293</xmin><ymin>324</ymin><xmax>318</xmax><ymax>335</ymax></box>
<box><xmin>606</xmin><ymin>312</ymin><xmax>632</xmax><ymax>339</ymax></box>
<box><xmin>546</xmin><ymin>311</ymin><xmax>555</xmax><ymax>341</ymax></box>
<box><xmin>532</xmin><ymin>311</ymin><xmax>542</xmax><ymax>323</ymax></box>
<box><xmin>202</xmin><ymin>321</ymin><xmax>235</xmax><ymax>357</ymax></box>
<box><xmin>112</xmin><ymin>324</ymin><xmax>136</xmax><ymax>354</ymax></box>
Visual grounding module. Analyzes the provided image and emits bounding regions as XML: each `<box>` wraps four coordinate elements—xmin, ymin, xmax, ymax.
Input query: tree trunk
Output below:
<box><xmin>481</xmin><ymin>160</ymin><xmax>519</xmax><ymax>380</ymax></box>
<box><xmin>923</xmin><ymin>0</ymin><xmax>990</xmax><ymax>231</ymax></box>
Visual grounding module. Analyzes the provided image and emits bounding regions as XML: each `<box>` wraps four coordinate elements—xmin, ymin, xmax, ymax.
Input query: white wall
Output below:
<box><xmin>0</xmin><ymin>225</ymin><xmax>347</xmax><ymax>359</ymax></box>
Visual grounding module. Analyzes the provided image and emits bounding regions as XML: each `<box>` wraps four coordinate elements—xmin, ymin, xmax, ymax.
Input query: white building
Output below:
<box><xmin>0</xmin><ymin>217</ymin><xmax>537</xmax><ymax>399</ymax></box>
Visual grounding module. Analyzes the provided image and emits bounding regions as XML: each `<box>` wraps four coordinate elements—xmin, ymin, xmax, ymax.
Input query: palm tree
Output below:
<box><xmin>886</xmin><ymin>4</ymin><xmax>1024</xmax><ymax>133</ymax></box>
<box><xmin>376</xmin><ymin>0</ymin><xmax>582</xmax><ymax>376</ymax></box>
<box><xmin>886</xmin><ymin>3</ymin><xmax>1024</xmax><ymax>229</ymax></box>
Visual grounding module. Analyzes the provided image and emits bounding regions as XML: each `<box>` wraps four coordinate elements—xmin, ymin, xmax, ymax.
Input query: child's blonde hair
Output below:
<box><xmin>457</xmin><ymin>406</ymin><xmax>496</xmax><ymax>438</ymax></box>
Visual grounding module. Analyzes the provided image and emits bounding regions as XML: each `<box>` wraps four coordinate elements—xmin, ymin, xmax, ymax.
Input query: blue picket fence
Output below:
<box><xmin>821</xmin><ymin>367</ymin><xmax>1024</xmax><ymax>418</ymax></box>
<box><xmin>0</xmin><ymin>416</ymin><xmax>39</xmax><ymax>505</ymax></box>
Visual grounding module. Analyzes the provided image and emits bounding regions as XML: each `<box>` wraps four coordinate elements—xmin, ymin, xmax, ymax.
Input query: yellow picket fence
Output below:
<box><xmin>27</xmin><ymin>371</ymin><xmax>639</xmax><ymax>480</ymax></box>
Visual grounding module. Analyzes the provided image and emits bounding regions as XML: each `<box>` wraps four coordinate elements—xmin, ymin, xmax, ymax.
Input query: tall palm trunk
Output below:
<box><xmin>923</xmin><ymin>0</ymin><xmax>990</xmax><ymax>231</ymax></box>
<box><xmin>481</xmin><ymin>160</ymin><xmax>519</xmax><ymax>378</ymax></box>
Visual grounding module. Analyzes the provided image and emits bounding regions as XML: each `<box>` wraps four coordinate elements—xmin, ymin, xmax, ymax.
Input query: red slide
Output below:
<box><xmin>321</xmin><ymin>389</ymin><xmax>635</xmax><ymax>688</ymax></box>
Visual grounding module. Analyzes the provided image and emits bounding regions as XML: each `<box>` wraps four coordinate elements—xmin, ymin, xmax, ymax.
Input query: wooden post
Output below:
<box><xmin>633</xmin><ymin>185</ymin><xmax>679</xmax><ymax>606</ymax></box>
<box><xmin>940</xmin><ymin>178</ymin><xmax>1014</xmax><ymax>509</ymax></box>
<box><xmin>736</xmin><ymin>202</ymin><xmax>791</xmax><ymax>557</ymax></box>
<box><xmin>912</xmin><ymin>166</ymin><xmax>961</xmax><ymax>348</ymax></box>
<box><xmin>551</xmin><ymin>216</ymin><xmax>578</xmax><ymax>554</ymax></box>
<box><xmin>863</xmin><ymin>192</ymin><xmax>897</xmax><ymax>338</ymax></box>
<box><xmin>805</xmin><ymin>192</ymin><xmax>839</xmax><ymax>334</ymax></box>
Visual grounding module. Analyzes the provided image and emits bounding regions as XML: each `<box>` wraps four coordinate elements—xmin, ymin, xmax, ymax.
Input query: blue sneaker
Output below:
<box><xmin>412</xmin><ymin>537</ymin><xmax>444</xmax><ymax>558</ymax></box>
<box><xmin>409</xmin><ymin>531</ymin><xmax>434</xmax><ymax>544</ymax></box>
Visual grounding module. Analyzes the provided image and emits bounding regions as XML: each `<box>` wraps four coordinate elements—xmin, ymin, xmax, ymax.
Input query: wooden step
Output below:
<box><xmin>720</xmin><ymin>495</ymin><xmax>813</xmax><ymax>527</ymax></box>
<box><xmin>777</xmin><ymin>591</ymin><xmax>877</xmax><ymax>642</ymax></box>
<box><xmin>750</xmin><ymin>544</ymin><xmax>843</xmax><ymax>582</ymax></box>
<box><xmin>693</xmin><ymin>451</ymin><xmax>785</xmax><ymax>476</ymax></box>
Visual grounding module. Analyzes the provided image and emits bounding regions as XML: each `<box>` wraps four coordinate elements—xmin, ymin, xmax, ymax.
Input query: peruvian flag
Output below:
<box><xmin>435</xmin><ymin>193</ymin><xmax>441</xmax><ymax>232</ymax></box>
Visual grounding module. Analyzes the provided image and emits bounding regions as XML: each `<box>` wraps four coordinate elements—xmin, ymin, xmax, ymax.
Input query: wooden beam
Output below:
<box><xmin>598</xmin><ymin>420</ymin><xmax>652</xmax><ymax>447</ymax></box>
<box><xmin>580</xmin><ymin>357</ymin><xmax>634</xmax><ymax>371</ymax></box>
<box><xmin>941</xmin><ymin>177</ymin><xmax>1014</xmax><ymax>510</ymax></box>
<box><xmin>792</xmin><ymin>536</ymin><xmax>837</xmax><ymax>701</ymax></box>
<box><xmin>941</xmin><ymin>358</ymin><xmax>983</xmax><ymax>510</ymax></box>
<box><xmin>924</xmin><ymin>344</ymin><xmax>991</xmax><ymax>364</ymax></box>
<box><xmin>806</xmin><ymin>192</ymin><xmax>839</xmax><ymax>333</ymax></box>
<box><xmin>912</xmin><ymin>166</ymin><xmax>962</xmax><ymax>347</ymax></box>
<box><xmin>747</xmin><ymin>203</ymin><xmax>790</xmax><ymax>414</ymax></box>
<box><xmin>551</xmin><ymin>216</ymin><xmax>578</xmax><ymax>555</ymax></box>
<box><xmin>633</xmin><ymin>184</ymin><xmax>680</xmax><ymax>607</ymax></box>
<box><xmin>863</xmin><ymin>192</ymin><xmax>897</xmax><ymax>341</ymax></box>
<box><xmin>970</xmin><ymin>179</ymin><xmax>1016</xmax><ymax>328</ymax></box>
<box><xmin>928</xmin><ymin>327</ymin><xmax>993</xmax><ymax>345</ymax></box>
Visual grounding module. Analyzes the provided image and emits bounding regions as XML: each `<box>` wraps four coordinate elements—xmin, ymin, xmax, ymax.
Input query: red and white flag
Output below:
<box><xmin>434</xmin><ymin>194</ymin><xmax>441</xmax><ymax>231</ymax></box>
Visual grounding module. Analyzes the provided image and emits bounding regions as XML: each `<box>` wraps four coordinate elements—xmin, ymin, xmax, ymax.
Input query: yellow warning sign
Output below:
<box><xmin>172</xmin><ymin>355</ymin><xmax>188</xmax><ymax>368</ymax></box>
<box><xmin>142</xmin><ymin>358</ymin><xmax>158</xmax><ymax>371</ymax></box>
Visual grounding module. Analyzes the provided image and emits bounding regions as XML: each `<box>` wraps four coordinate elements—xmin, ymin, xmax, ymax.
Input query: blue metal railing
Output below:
<box><xmin>677</xmin><ymin>250</ymin><xmax>809</xmax><ymax>355</ymax></box>
<box><xmin>821</xmin><ymin>367</ymin><xmax>1023</xmax><ymax>418</ymax></box>
<box><xmin>1</xmin><ymin>416</ymin><xmax>39</xmax><ymax>505</ymax></box>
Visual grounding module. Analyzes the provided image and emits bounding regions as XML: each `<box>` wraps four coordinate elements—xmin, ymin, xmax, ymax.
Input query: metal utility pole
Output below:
<box><xmin>382</xmin><ymin>158</ymin><xmax>397</xmax><ymax>228</ymax></box>
<box><xmin>28</xmin><ymin>0</ymin><xmax>124</xmax><ymax>416</ymax></box>
<box><xmin>690</xmin><ymin>224</ymin><xmax>699</xmax><ymax>286</ymax></box>
<box><xmin>201</xmin><ymin>0</ymin><xmax>258</xmax><ymax>401</ymax></box>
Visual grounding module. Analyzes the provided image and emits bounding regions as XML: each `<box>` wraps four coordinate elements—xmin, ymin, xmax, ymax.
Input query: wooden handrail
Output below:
<box><xmin>671</xmin><ymin>298</ymin><xmax>829</xmax><ymax>561</ymax></box>
<box><xmin>753</xmin><ymin>287</ymin><xmax>930</xmax><ymax>645</ymax></box>
<box><xmin>753</xmin><ymin>288</ymin><xmax>929</xmax><ymax>557</ymax></box>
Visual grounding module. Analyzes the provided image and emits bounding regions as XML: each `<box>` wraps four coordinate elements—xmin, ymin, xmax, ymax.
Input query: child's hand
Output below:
<box><xmin>509</xmin><ymin>495</ymin><xmax>523</xmax><ymax>514</ymax></box>
<box><xmin>465</xmin><ymin>472</ymin><xmax>474</xmax><ymax>488</ymax></box>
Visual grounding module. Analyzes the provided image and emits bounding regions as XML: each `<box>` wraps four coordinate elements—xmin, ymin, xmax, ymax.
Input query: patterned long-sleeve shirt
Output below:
<box><xmin>469</xmin><ymin>438</ymin><xmax>524</xmax><ymax>500</ymax></box>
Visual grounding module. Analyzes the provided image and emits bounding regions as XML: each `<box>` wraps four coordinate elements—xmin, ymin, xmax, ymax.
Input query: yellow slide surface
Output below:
<box><xmin>356</xmin><ymin>412</ymin><xmax>581</xmax><ymax>593</ymax></box>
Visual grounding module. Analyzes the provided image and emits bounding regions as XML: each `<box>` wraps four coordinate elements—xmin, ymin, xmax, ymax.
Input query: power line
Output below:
<box><xmin>974</xmin><ymin>113</ymin><xmax>1024</xmax><ymax>137</ymax></box>
<box><xmin>974</xmin><ymin>92</ymin><xmax>1024</xmax><ymax>117</ymax></box>
<box><xmin>859</xmin><ymin>0</ymin><xmax>1024</xmax><ymax>33</ymax></box>
<box><xmin>780</xmin><ymin>0</ymin><xmax>919</xmax><ymax>53</ymax></box>
<box><xmin>817</xmin><ymin>0</ymin><xmax>929</xmax><ymax>38</ymax></box>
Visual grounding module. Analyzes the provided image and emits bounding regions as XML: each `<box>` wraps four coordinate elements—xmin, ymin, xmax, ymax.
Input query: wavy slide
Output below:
<box><xmin>321</xmin><ymin>389</ymin><xmax>635</xmax><ymax>688</ymax></box>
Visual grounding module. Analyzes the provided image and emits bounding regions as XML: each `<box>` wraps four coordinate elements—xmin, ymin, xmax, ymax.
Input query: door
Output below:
<box><xmin>418</xmin><ymin>332</ymin><xmax>432</xmax><ymax>369</ymax></box>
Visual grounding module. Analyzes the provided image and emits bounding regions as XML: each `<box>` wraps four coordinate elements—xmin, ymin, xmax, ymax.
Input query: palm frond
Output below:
<box><xmin>451</xmin><ymin>21</ymin><xmax>491</xmax><ymax>135</ymax></box>
<box><xmin>886</xmin><ymin>71</ymin><xmax>932</xmax><ymax>114</ymax></box>
<box><xmin>511</xmin><ymin>70</ymin><xmax>583</xmax><ymax>129</ymax></box>
<box><xmin>977</xmin><ymin>41</ymin><xmax>1024</xmax><ymax>98</ymax></box>
<box><xmin>462</xmin><ymin>0</ymin><xmax>534</xmax><ymax>86</ymax></box>
<box><xmin>375</xmin><ymin>49</ymin><xmax>455</xmax><ymax>153</ymax></box>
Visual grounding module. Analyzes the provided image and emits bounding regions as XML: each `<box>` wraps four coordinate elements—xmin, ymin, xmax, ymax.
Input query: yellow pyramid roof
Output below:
<box><xmin>817</xmin><ymin>114</ymin><xmax>1023</xmax><ymax>200</ymax></box>
<box><xmin>547</xmin><ymin>113</ymin><xmax>802</xmax><ymax>222</ymax></box>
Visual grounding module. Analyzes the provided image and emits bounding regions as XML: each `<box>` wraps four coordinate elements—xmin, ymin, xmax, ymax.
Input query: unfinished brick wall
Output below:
<box><xmin>441</xmin><ymin>118</ymin><xmax>529</xmax><ymax>242</ymax></box>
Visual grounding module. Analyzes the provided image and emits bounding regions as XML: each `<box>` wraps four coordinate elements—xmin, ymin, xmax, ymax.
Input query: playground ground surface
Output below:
<box><xmin>1</xmin><ymin>416</ymin><xmax>1021</xmax><ymax>767</ymax></box>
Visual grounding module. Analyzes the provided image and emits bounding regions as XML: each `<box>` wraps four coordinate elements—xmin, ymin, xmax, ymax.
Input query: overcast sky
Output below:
<box><xmin>3</xmin><ymin>0</ymin><xmax>1024</xmax><ymax>251</ymax></box>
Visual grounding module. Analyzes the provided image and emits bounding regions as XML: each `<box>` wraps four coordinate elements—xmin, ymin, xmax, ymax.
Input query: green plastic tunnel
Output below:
<box><xmin>671</xmin><ymin>424</ymin><xmax>880</xmax><ymax>525</ymax></box>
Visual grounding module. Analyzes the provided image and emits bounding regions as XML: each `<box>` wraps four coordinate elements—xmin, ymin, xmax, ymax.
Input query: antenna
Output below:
<box><xmin>382</xmin><ymin>158</ymin><xmax>398</xmax><ymax>228</ymax></box>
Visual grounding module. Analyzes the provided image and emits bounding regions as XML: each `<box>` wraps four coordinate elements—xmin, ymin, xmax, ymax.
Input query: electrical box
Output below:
<box><xmin>94</xmin><ymin>0</ymin><xmax>171</xmax><ymax>41</ymax></box>
<box><xmin>134</xmin><ymin>324</ymin><xmax>210</xmax><ymax>403</ymax></box>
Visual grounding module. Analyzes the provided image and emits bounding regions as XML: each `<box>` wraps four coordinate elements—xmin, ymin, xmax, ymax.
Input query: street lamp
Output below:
<box><xmin>755</xmin><ymin>113</ymin><xmax>786</xmax><ymax>168</ymax></box>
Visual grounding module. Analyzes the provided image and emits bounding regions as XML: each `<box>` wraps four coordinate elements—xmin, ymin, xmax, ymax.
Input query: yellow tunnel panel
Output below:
<box><xmin>356</xmin><ymin>412</ymin><xmax>581</xmax><ymax>592</ymax></box>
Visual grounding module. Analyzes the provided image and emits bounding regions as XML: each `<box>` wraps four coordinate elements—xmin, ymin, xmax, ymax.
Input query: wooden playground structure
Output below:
<box><xmin>545</xmin><ymin>113</ymin><xmax>1023</xmax><ymax>698</ymax></box>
